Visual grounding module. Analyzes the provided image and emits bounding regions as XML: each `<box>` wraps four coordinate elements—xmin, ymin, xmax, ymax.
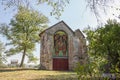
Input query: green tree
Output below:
<box><xmin>84</xmin><ymin>19</ymin><xmax>120</xmax><ymax>73</ymax></box>
<box><xmin>0</xmin><ymin>6</ymin><xmax>48</xmax><ymax>67</ymax></box>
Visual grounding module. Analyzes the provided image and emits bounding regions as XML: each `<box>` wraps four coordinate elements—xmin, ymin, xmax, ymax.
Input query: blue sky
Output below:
<box><xmin>0</xmin><ymin>0</ymin><xmax>119</xmax><ymax>65</ymax></box>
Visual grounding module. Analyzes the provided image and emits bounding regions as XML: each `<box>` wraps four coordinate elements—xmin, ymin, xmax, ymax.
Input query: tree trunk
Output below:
<box><xmin>19</xmin><ymin>46</ymin><xmax>26</xmax><ymax>67</ymax></box>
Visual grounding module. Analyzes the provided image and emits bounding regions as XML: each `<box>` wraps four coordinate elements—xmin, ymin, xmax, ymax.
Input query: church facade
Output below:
<box><xmin>39</xmin><ymin>21</ymin><xmax>87</xmax><ymax>70</ymax></box>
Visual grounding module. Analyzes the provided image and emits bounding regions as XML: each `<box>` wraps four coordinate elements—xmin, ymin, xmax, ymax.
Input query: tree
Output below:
<box><xmin>0</xmin><ymin>41</ymin><xmax>6</xmax><ymax>67</ymax></box>
<box><xmin>84</xmin><ymin>19</ymin><xmax>120</xmax><ymax>73</ymax></box>
<box><xmin>86</xmin><ymin>0</ymin><xmax>120</xmax><ymax>21</ymax></box>
<box><xmin>1</xmin><ymin>0</ymin><xmax>119</xmax><ymax>20</ymax></box>
<box><xmin>0</xmin><ymin>6</ymin><xmax>48</xmax><ymax>67</ymax></box>
<box><xmin>37</xmin><ymin>0</ymin><xmax>70</xmax><ymax>19</ymax></box>
<box><xmin>86</xmin><ymin>0</ymin><xmax>110</xmax><ymax>15</ymax></box>
<box><xmin>0</xmin><ymin>0</ymin><xmax>69</xmax><ymax>19</ymax></box>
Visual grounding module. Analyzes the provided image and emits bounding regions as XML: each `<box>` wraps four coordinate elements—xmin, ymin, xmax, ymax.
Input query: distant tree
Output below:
<box><xmin>84</xmin><ymin>19</ymin><xmax>120</xmax><ymax>73</ymax></box>
<box><xmin>0</xmin><ymin>6</ymin><xmax>48</xmax><ymax>67</ymax></box>
<box><xmin>0</xmin><ymin>41</ymin><xmax>6</xmax><ymax>67</ymax></box>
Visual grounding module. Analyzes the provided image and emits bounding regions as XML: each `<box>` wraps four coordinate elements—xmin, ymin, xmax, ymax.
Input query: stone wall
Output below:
<box><xmin>40</xmin><ymin>33</ymin><xmax>53</xmax><ymax>70</ymax></box>
<box><xmin>68</xmin><ymin>37</ymin><xmax>74</xmax><ymax>70</ymax></box>
<box><xmin>68</xmin><ymin>36</ymin><xmax>87</xmax><ymax>70</ymax></box>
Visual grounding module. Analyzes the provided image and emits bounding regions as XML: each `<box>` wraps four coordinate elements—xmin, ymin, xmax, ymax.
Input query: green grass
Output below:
<box><xmin>0</xmin><ymin>68</ymin><xmax>78</xmax><ymax>80</ymax></box>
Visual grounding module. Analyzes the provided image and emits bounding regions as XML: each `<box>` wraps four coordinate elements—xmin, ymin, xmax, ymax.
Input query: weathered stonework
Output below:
<box><xmin>39</xmin><ymin>21</ymin><xmax>87</xmax><ymax>70</ymax></box>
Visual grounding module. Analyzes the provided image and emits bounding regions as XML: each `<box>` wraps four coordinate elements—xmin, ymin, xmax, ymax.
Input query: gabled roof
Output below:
<box><xmin>75</xmin><ymin>29</ymin><xmax>85</xmax><ymax>38</ymax></box>
<box><xmin>39</xmin><ymin>21</ymin><xmax>74</xmax><ymax>36</ymax></box>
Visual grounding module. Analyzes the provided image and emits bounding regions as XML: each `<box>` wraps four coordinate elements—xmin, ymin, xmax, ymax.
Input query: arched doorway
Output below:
<box><xmin>53</xmin><ymin>31</ymin><xmax>68</xmax><ymax>70</ymax></box>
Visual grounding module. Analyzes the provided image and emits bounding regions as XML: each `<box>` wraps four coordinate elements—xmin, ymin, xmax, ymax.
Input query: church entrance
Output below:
<box><xmin>53</xmin><ymin>31</ymin><xmax>68</xmax><ymax>70</ymax></box>
<box><xmin>53</xmin><ymin>58</ymin><xmax>68</xmax><ymax>70</ymax></box>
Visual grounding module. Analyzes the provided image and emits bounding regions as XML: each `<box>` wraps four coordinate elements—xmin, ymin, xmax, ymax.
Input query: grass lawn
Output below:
<box><xmin>0</xmin><ymin>68</ymin><xmax>78</xmax><ymax>80</ymax></box>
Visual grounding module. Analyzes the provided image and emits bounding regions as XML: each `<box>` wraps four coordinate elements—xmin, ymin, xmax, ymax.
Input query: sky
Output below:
<box><xmin>0</xmin><ymin>0</ymin><xmax>120</xmax><ymax>65</ymax></box>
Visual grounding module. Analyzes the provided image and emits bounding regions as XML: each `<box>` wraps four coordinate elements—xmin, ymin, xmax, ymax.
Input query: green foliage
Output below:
<box><xmin>84</xmin><ymin>19</ymin><xmax>120</xmax><ymax>73</ymax></box>
<box><xmin>1</xmin><ymin>0</ymin><xmax>69</xmax><ymax>19</ymax></box>
<box><xmin>38</xmin><ymin>0</ymin><xmax>69</xmax><ymax>19</ymax></box>
<box><xmin>75</xmin><ymin>19</ymin><xmax>120</xmax><ymax>79</ymax></box>
<box><xmin>0</xmin><ymin>6</ymin><xmax>48</xmax><ymax>67</ymax></box>
<box><xmin>75</xmin><ymin>55</ymin><xmax>106</xmax><ymax>79</ymax></box>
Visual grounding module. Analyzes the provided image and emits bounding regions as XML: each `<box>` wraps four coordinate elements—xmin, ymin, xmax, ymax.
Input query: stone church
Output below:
<box><xmin>39</xmin><ymin>21</ymin><xmax>87</xmax><ymax>71</ymax></box>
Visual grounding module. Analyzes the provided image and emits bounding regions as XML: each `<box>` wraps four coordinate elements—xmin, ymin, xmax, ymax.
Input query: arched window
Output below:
<box><xmin>53</xmin><ymin>31</ymin><xmax>68</xmax><ymax>57</ymax></box>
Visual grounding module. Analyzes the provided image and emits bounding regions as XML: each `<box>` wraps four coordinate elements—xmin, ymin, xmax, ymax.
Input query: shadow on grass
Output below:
<box><xmin>28</xmin><ymin>77</ymin><xmax>119</xmax><ymax>80</ymax></box>
<box><xmin>0</xmin><ymin>68</ymin><xmax>38</xmax><ymax>72</ymax></box>
<box><xmin>28</xmin><ymin>74</ymin><xmax>78</xmax><ymax>80</ymax></box>
<box><xmin>0</xmin><ymin>68</ymin><xmax>74</xmax><ymax>73</ymax></box>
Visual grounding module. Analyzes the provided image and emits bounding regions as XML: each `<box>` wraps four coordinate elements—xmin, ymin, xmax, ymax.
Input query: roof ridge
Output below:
<box><xmin>39</xmin><ymin>20</ymin><xmax>74</xmax><ymax>36</ymax></box>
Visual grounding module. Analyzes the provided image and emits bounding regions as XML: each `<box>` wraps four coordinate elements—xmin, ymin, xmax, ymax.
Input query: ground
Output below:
<box><xmin>0</xmin><ymin>68</ymin><xmax>78</xmax><ymax>80</ymax></box>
